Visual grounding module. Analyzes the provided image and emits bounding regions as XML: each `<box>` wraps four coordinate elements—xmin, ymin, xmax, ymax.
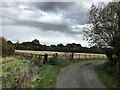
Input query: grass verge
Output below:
<box><xmin>2</xmin><ymin>57</ymin><xmax>38</xmax><ymax>88</ymax></box>
<box><xmin>96</xmin><ymin>62</ymin><xmax>119</xmax><ymax>89</ymax></box>
<box><xmin>34</xmin><ymin>59</ymin><xmax>81</xmax><ymax>88</ymax></box>
<box><xmin>2</xmin><ymin>57</ymin><xmax>105</xmax><ymax>88</ymax></box>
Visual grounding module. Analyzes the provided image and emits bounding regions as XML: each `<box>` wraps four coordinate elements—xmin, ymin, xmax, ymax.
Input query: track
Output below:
<box><xmin>56</xmin><ymin>60</ymin><xmax>106</xmax><ymax>88</ymax></box>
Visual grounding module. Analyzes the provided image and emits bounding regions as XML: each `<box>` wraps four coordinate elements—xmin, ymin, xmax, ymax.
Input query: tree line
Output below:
<box><xmin>1</xmin><ymin>36</ymin><xmax>109</xmax><ymax>57</ymax></box>
<box><xmin>14</xmin><ymin>39</ymin><xmax>108</xmax><ymax>53</ymax></box>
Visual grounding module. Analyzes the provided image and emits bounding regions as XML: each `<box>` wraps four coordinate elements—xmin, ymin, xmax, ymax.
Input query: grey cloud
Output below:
<box><xmin>2</xmin><ymin>7</ymin><xmax>84</xmax><ymax>36</ymax></box>
<box><xmin>62</xmin><ymin>3</ymin><xmax>89</xmax><ymax>25</ymax></box>
<box><xmin>1</xmin><ymin>2</ymin><xmax>90</xmax><ymax>46</ymax></box>
<box><xmin>31</xmin><ymin>2</ymin><xmax>89</xmax><ymax>25</ymax></box>
<box><xmin>31</xmin><ymin>2</ymin><xmax>75</xmax><ymax>12</ymax></box>
<box><xmin>4</xmin><ymin>19</ymin><xmax>83</xmax><ymax>35</ymax></box>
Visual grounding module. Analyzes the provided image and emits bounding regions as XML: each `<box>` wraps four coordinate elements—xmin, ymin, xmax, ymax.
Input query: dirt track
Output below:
<box><xmin>56</xmin><ymin>60</ymin><xmax>106</xmax><ymax>88</ymax></box>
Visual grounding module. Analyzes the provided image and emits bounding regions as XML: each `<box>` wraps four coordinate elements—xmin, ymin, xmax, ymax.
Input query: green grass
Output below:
<box><xmin>1</xmin><ymin>59</ymin><xmax>30</xmax><ymax>88</ymax></box>
<box><xmin>96</xmin><ymin>63</ymin><xmax>118</xmax><ymax>89</ymax></box>
<box><xmin>35</xmin><ymin>64</ymin><xmax>59</xmax><ymax>88</ymax></box>
<box><xmin>34</xmin><ymin>59</ymin><xmax>81</xmax><ymax>88</ymax></box>
<box><xmin>58</xmin><ymin>59</ymin><xmax>80</xmax><ymax>68</ymax></box>
<box><xmin>1</xmin><ymin>58</ymin><xmax>39</xmax><ymax>88</ymax></box>
<box><xmin>34</xmin><ymin>59</ymin><xmax>107</xmax><ymax>88</ymax></box>
<box><xmin>2</xmin><ymin>56</ymin><xmax>106</xmax><ymax>88</ymax></box>
<box><xmin>2</xmin><ymin>57</ymin><xmax>81</xmax><ymax>88</ymax></box>
<box><xmin>2</xmin><ymin>59</ymin><xmax>29</xmax><ymax>78</ymax></box>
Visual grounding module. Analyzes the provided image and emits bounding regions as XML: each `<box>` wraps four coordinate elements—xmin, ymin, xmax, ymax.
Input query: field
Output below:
<box><xmin>15</xmin><ymin>50</ymin><xmax>107</xmax><ymax>60</ymax></box>
<box><xmin>1</xmin><ymin>50</ymin><xmax>107</xmax><ymax>88</ymax></box>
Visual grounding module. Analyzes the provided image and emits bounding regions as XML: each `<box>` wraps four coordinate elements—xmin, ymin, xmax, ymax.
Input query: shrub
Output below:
<box><xmin>0</xmin><ymin>37</ymin><xmax>15</xmax><ymax>57</ymax></box>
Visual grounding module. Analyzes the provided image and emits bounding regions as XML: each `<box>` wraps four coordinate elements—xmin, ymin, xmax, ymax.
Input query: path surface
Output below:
<box><xmin>56</xmin><ymin>60</ymin><xmax>106</xmax><ymax>88</ymax></box>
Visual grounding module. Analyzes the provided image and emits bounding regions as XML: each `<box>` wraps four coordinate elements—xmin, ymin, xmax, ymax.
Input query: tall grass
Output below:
<box><xmin>96</xmin><ymin>62</ymin><xmax>119</xmax><ymax>89</ymax></box>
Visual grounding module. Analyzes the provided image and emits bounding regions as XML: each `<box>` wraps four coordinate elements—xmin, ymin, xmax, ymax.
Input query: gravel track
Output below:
<box><xmin>56</xmin><ymin>60</ymin><xmax>106</xmax><ymax>88</ymax></box>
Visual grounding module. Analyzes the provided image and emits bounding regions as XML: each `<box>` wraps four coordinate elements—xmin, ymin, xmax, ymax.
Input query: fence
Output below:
<box><xmin>14</xmin><ymin>52</ymin><xmax>107</xmax><ymax>64</ymax></box>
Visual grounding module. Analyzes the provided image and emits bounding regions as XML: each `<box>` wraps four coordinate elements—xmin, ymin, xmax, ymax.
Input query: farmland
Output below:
<box><xmin>1</xmin><ymin>50</ymin><xmax>107</xmax><ymax>88</ymax></box>
<box><xmin>15</xmin><ymin>50</ymin><xmax>107</xmax><ymax>60</ymax></box>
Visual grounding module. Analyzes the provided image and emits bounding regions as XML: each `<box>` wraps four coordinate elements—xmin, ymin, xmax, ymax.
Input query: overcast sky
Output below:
<box><xmin>1</xmin><ymin>0</ymin><xmax>111</xmax><ymax>46</ymax></box>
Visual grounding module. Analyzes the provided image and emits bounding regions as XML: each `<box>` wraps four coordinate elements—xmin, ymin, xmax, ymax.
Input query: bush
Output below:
<box><xmin>0</xmin><ymin>37</ymin><xmax>15</xmax><ymax>57</ymax></box>
<box><xmin>49</xmin><ymin>58</ymin><xmax>58</xmax><ymax>65</ymax></box>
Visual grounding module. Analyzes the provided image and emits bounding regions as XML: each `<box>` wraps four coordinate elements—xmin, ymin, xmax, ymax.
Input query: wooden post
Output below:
<box><xmin>53</xmin><ymin>53</ymin><xmax>58</xmax><ymax>64</ymax></box>
<box><xmin>43</xmin><ymin>54</ymin><xmax>48</xmax><ymax>64</ymax></box>
<box><xmin>38</xmin><ymin>54</ymin><xmax>42</xmax><ymax>62</ymax></box>
<box><xmin>103</xmin><ymin>55</ymin><xmax>104</xmax><ymax>59</ymax></box>
<box><xmin>85</xmin><ymin>54</ymin><xmax>86</xmax><ymax>59</ymax></box>
<box><xmin>89</xmin><ymin>54</ymin><xmax>91</xmax><ymax>59</ymax></box>
<box><xmin>72</xmin><ymin>53</ymin><xmax>74</xmax><ymax>60</ymax></box>
<box><xmin>97</xmin><ymin>55</ymin><xmax>99</xmax><ymax>59</ymax></box>
<box><xmin>94</xmin><ymin>54</ymin><xmax>95</xmax><ymax>59</ymax></box>
<box><xmin>55</xmin><ymin>53</ymin><xmax>58</xmax><ymax>61</ymax></box>
<box><xmin>70</xmin><ymin>54</ymin><xmax>72</xmax><ymax>61</ymax></box>
<box><xmin>79</xmin><ymin>54</ymin><xmax>80</xmax><ymax>59</ymax></box>
<box><xmin>70</xmin><ymin>53</ymin><xmax>74</xmax><ymax>61</ymax></box>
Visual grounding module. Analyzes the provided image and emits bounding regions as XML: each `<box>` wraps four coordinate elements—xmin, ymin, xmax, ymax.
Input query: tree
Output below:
<box><xmin>84</xmin><ymin>2</ymin><xmax>120</xmax><ymax>62</ymax></box>
<box><xmin>15</xmin><ymin>40</ymin><xmax>20</xmax><ymax>50</ymax></box>
<box><xmin>32</xmin><ymin>39</ymin><xmax>40</xmax><ymax>45</ymax></box>
<box><xmin>7</xmin><ymin>40</ymin><xmax>13</xmax><ymax>44</ymax></box>
<box><xmin>84</xmin><ymin>2</ymin><xmax>120</xmax><ymax>86</ymax></box>
<box><xmin>57</xmin><ymin>44</ymin><xmax>64</xmax><ymax>47</ymax></box>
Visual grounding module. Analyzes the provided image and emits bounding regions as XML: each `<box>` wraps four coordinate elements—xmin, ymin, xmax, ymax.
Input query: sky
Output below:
<box><xmin>1</xmin><ymin>0</ymin><xmax>111</xmax><ymax>47</ymax></box>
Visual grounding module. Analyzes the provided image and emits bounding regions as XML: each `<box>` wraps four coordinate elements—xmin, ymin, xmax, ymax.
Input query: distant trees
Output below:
<box><xmin>14</xmin><ymin>39</ymin><xmax>42</xmax><ymax>50</ymax></box>
<box><xmin>0</xmin><ymin>37</ymin><xmax>15</xmax><ymax>57</ymax></box>
<box><xmin>14</xmin><ymin>40</ymin><xmax>105</xmax><ymax>53</ymax></box>
<box><xmin>0</xmin><ymin>36</ymin><xmax>106</xmax><ymax>55</ymax></box>
<box><xmin>32</xmin><ymin>39</ymin><xmax>40</xmax><ymax>45</ymax></box>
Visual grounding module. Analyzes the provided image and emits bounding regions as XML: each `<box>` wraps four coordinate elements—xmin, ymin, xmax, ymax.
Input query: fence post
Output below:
<box><xmin>70</xmin><ymin>53</ymin><xmax>74</xmax><ymax>61</ymax></box>
<box><xmin>38</xmin><ymin>54</ymin><xmax>41</xmax><ymax>62</ymax></box>
<box><xmin>103</xmin><ymin>55</ymin><xmax>104</xmax><ymax>59</ymax></box>
<box><xmin>79</xmin><ymin>54</ymin><xmax>80</xmax><ymax>59</ymax></box>
<box><xmin>85</xmin><ymin>54</ymin><xmax>86</xmax><ymax>59</ymax></box>
<box><xmin>55</xmin><ymin>53</ymin><xmax>58</xmax><ymax>60</ymax></box>
<box><xmin>89</xmin><ymin>55</ymin><xmax>91</xmax><ymax>59</ymax></box>
<box><xmin>98</xmin><ymin>55</ymin><xmax>99</xmax><ymax>59</ymax></box>
<box><xmin>43</xmin><ymin>54</ymin><xmax>48</xmax><ymax>64</ymax></box>
<box><xmin>94</xmin><ymin>54</ymin><xmax>95</xmax><ymax>59</ymax></box>
<box><xmin>54</xmin><ymin>53</ymin><xmax>58</xmax><ymax>64</ymax></box>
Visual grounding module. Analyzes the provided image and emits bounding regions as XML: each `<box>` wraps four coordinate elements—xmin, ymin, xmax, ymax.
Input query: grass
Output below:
<box><xmin>2</xmin><ymin>57</ymin><xmax>15</xmax><ymax>64</ymax></box>
<box><xmin>1</xmin><ymin>57</ymin><xmax>39</xmax><ymax>88</ymax></box>
<box><xmin>34</xmin><ymin>59</ymin><xmax>81</xmax><ymax>88</ymax></box>
<box><xmin>1</xmin><ymin>57</ymin><xmax>81</xmax><ymax>88</ymax></box>
<box><xmin>96</xmin><ymin>62</ymin><xmax>119</xmax><ymax>89</ymax></box>
<box><xmin>2</xmin><ymin>55</ymin><xmax>106</xmax><ymax>88</ymax></box>
<box><xmin>1</xmin><ymin>58</ymin><xmax>30</xmax><ymax>88</ymax></box>
<box><xmin>35</xmin><ymin>64</ymin><xmax>59</xmax><ymax>88</ymax></box>
<box><xmin>35</xmin><ymin>59</ymin><xmax>107</xmax><ymax>88</ymax></box>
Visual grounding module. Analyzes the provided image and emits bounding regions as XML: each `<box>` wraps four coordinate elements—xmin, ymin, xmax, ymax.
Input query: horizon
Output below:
<box><xmin>6</xmin><ymin>37</ymin><xmax>89</xmax><ymax>47</ymax></box>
